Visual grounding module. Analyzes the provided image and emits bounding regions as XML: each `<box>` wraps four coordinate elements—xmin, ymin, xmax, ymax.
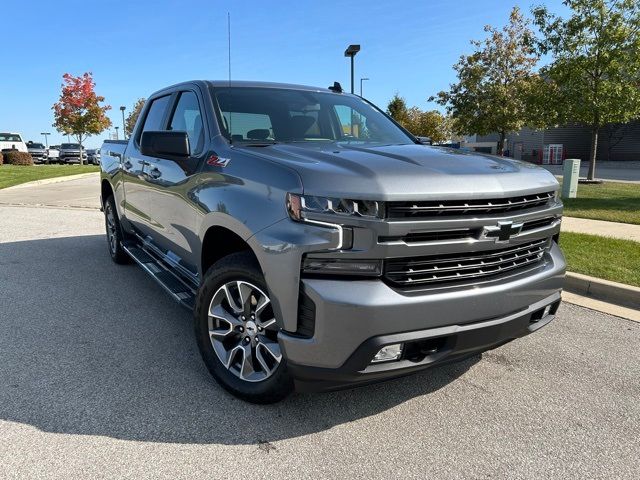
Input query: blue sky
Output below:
<box><xmin>1</xmin><ymin>0</ymin><xmax>567</xmax><ymax>148</ymax></box>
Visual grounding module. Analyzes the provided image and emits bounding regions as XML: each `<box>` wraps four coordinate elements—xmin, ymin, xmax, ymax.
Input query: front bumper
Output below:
<box><xmin>278</xmin><ymin>242</ymin><xmax>565</xmax><ymax>391</ymax></box>
<box><xmin>288</xmin><ymin>292</ymin><xmax>561</xmax><ymax>392</ymax></box>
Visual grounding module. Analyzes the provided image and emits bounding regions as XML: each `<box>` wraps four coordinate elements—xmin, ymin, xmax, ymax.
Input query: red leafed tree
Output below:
<box><xmin>52</xmin><ymin>72</ymin><xmax>112</xmax><ymax>164</ymax></box>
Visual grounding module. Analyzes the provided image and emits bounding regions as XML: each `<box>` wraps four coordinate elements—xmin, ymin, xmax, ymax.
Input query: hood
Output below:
<box><xmin>237</xmin><ymin>143</ymin><xmax>558</xmax><ymax>201</ymax></box>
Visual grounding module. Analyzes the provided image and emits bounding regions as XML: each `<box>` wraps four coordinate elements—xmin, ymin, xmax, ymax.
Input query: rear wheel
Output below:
<box><xmin>104</xmin><ymin>195</ymin><xmax>130</xmax><ymax>264</ymax></box>
<box><xmin>194</xmin><ymin>252</ymin><xmax>293</xmax><ymax>403</ymax></box>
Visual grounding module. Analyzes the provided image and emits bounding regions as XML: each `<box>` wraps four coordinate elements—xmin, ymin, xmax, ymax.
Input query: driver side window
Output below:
<box><xmin>169</xmin><ymin>91</ymin><xmax>205</xmax><ymax>155</ymax></box>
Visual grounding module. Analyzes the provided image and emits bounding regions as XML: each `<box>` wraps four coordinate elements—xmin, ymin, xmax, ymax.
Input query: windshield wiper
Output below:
<box><xmin>232</xmin><ymin>140</ymin><xmax>279</xmax><ymax>147</ymax></box>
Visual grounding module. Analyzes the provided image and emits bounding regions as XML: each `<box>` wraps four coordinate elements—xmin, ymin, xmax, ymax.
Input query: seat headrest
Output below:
<box><xmin>247</xmin><ymin>129</ymin><xmax>271</xmax><ymax>140</ymax></box>
<box><xmin>290</xmin><ymin>115</ymin><xmax>316</xmax><ymax>138</ymax></box>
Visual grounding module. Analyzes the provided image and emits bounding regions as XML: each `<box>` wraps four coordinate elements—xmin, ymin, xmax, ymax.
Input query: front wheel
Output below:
<box><xmin>194</xmin><ymin>252</ymin><xmax>293</xmax><ymax>403</ymax></box>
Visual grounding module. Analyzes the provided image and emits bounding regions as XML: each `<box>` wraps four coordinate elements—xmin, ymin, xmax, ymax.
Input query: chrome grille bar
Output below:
<box><xmin>387</xmin><ymin>192</ymin><xmax>554</xmax><ymax>218</ymax></box>
<box><xmin>385</xmin><ymin>238</ymin><xmax>549</xmax><ymax>287</ymax></box>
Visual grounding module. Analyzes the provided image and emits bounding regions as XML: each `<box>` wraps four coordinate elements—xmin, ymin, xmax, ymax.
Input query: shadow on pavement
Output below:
<box><xmin>0</xmin><ymin>234</ymin><xmax>478</xmax><ymax>445</ymax></box>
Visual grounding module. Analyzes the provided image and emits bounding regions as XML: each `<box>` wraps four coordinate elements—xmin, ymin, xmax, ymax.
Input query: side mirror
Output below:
<box><xmin>140</xmin><ymin>131</ymin><xmax>190</xmax><ymax>159</ymax></box>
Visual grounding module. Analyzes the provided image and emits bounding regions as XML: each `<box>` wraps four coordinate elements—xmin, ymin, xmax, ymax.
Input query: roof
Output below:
<box><xmin>206</xmin><ymin>80</ymin><xmax>339</xmax><ymax>92</ymax></box>
<box><xmin>150</xmin><ymin>80</ymin><xmax>349</xmax><ymax>96</ymax></box>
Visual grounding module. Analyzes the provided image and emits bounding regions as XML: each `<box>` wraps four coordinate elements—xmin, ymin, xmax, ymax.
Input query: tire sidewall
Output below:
<box><xmin>104</xmin><ymin>195</ymin><xmax>129</xmax><ymax>264</ymax></box>
<box><xmin>194</xmin><ymin>253</ymin><xmax>293</xmax><ymax>403</ymax></box>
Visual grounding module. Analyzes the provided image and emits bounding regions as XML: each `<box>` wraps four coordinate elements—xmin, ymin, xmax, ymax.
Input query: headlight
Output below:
<box><xmin>286</xmin><ymin>193</ymin><xmax>383</xmax><ymax>221</ymax></box>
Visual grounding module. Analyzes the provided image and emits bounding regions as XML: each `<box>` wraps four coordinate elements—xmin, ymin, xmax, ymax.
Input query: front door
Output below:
<box><xmin>543</xmin><ymin>144</ymin><xmax>563</xmax><ymax>165</ymax></box>
<box><xmin>122</xmin><ymin>94</ymin><xmax>172</xmax><ymax>235</ymax></box>
<box><xmin>136</xmin><ymin>89</ymin><xmax>207</xmax><ymax>275</ymax></box>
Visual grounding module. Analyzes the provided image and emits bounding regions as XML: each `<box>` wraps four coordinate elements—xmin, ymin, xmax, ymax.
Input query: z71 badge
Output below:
<box><xmin>206</xmin><ymin>155</ymin><xmax>231</xmax><ymax>167</ymax></box>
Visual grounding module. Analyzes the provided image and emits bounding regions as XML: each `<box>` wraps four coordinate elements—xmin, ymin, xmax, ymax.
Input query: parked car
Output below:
<box><xmin>47</xmin><ymin>146</ymin><xmax>61</xmax><ymax>163</ymax></box>
<box><xmin>0</xmin><ymin>132</ymin><xmax>28</xmax><ymax>153</ymax></box>
<box><xmin>59</xmin><ymin>143</ymin><xmax>88</xmax><ymax>164</ymax></box>
<box><xmin>86</xmin><ymin>148</ymin><xmax>101</xmax><ymax>165</ymax></box>
<box><xmin>100</xmin><ymin>80</ymin><xmax>565</xmax><ymax>403</ymax></box>
<box><xmin>27</xmin><ymin>142</ymin><xmax>48</xmax><ymax>164</ymax></box>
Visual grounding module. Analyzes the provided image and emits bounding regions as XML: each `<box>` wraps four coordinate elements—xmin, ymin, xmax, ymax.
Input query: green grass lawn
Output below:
<box><xmin>561</xmin><ymin>181</ymin><xmax>640</xmax><ymax>225</ymax></box>
<box><xmin>560</xmin><ymin>232</ymin><xmax>640</xmax><ymax>287</ymax></box>
<box><xmin>0</xmin><ymin>165</ymin><xmax>99</xmax><ymax>189</ymax></box>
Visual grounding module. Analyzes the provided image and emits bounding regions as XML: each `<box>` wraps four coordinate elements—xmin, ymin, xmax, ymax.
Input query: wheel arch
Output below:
<box><xmin>200</xmin><ymin>224</ymin><xmax>260</xmax><ymax>278</ymax></box>
<box><xmin>100</xmin><ymin>179</ymin><xmax>114</xmax><ymax>209</ymax></box>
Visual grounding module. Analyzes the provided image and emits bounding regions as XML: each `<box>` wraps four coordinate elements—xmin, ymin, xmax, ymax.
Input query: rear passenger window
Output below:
<box><xmin>140</xmin><ymin>96</ymin><xmax>170</xmax><ymax>134</ymax></box>
<box><xmin>169</xmin><ymin>92</ymin><xmax>205</xmax><ymax>155</ymax></box>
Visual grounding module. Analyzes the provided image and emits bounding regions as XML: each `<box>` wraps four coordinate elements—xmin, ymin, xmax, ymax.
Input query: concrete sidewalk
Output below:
<box><xmin>561</xmin><ymin>216</ymin><xmax>640</xmax><ymax>242</ymax></box>
<box><xmin>542</xmin><ymin>161</ymin><xmax>640</xmax><ymax>183</ymax></box>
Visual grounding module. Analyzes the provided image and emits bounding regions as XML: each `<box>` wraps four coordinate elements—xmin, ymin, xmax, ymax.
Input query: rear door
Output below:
<box><xmin>133</xmin><ymin>88</ymin><xmax>208</xmax><ymax>276</ymax></box>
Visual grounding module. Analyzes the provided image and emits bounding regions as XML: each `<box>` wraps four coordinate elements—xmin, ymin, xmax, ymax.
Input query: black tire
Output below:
<box><xmin>194</xmin><ymin>251</ymin><xmax>294</xmax><ymax>404</ymax></box>
<box><xmin>104</xmin><ymin>195</ymin><xmax>130</xmax><ymax>264</ymax></box>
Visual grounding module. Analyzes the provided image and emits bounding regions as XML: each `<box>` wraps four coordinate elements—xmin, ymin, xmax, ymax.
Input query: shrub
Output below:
<box><xmin>0</xmin><ymin>152</ymin><xmax>3</xmax><ymax>165</ymax></box>
<box><xmin>4</xmin><ymin>150</ymin><xmax>33</xmax><ymax>166</ymax></box>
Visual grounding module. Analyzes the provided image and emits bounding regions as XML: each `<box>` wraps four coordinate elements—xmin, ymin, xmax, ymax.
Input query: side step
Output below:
<box><xmin>122</xmin><ymin>242</ymin><xmax>196</xmax><ymax>310</ymax></box>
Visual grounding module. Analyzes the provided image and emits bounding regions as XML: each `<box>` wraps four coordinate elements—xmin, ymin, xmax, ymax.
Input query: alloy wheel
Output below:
<box><xmin>105</xmin><ymin>203</ymin><xmax>118</xmax><ymax>254</ymax></box>
<box><xmin>208</xmin><ymin>281</ymin><xmax>282</xmax><ymax>382</ymax></box>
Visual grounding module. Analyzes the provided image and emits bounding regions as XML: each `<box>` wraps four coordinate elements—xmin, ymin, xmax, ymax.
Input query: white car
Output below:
<box><xmin>0</xmin><ymin>132</ymin><xmax>28</xmax><ymax>153</ymax></box>
<box><xmin>47</xmin><ymin>146</ymin><xmax>61</xmax><ymax>163</ymax></box>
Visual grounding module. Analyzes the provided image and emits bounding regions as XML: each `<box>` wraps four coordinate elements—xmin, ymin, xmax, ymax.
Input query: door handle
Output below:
<box><xmin>148</xmin><ymin>167</ymin><xmax>161</xmax><ymax>179</ymax></box>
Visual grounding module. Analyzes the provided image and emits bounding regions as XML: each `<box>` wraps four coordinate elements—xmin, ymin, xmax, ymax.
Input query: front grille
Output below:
<box><xmin>384</xmin><ymin>238</ymin><xmax>549</xmax><ymax>288</ymax></box>
<box><xmin>387</xmin><ymin>191</ymin><xmax>554</xmax><ymax>218</ymax></box>
<box><xmin>380</xmin><ymin>217</ymin><xmax>559</xmax><ymax>244</ymax></box>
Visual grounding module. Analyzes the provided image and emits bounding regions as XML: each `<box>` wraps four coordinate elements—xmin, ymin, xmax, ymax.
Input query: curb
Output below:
<box><xmin>1</xmin><ymin>172</ymin><xmax>99</xmax><ymax>191</ymax></box>
<box><xmin>565</xmin><ymin>272</ymin><xmax>640</xmax><ymax>310</ymax></box>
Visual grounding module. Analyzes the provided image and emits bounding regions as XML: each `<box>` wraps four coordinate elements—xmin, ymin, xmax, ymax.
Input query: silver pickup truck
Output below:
<box><xmin>100</xmin><ymin>80</ymin><xmax>565</xmax><ymax>403</ymax></box>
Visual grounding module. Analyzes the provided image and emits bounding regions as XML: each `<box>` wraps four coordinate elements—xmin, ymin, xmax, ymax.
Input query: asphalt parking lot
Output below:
<box><xmin>0</xmin><ymin>181</ymin><xmax>638</xmax><ymax>479</ymax></box>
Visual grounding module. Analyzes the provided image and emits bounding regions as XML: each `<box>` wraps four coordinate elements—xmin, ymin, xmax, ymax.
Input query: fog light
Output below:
<box><xmin>543</xmin><ymin>305</ymin><xmax>551</xmax><ymax>317</ymax></box>
<box><xmin>372</xmin><ymin>343</ymin><xmax>403</xmax><ymax>363</ymax></box>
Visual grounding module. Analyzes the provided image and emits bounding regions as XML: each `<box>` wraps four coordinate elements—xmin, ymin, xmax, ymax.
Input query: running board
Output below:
<box><xmin>122</xmin><ymin>242</ymin><xmax>196</xmax><ymax>310</ymax></box>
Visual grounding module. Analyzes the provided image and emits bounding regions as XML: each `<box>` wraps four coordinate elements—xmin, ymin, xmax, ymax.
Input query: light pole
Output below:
<box><xmin>115</xmin><ymin>126</ymin><xmax>119</xmax><ymax>140</ymax></box>
<box><xmin>360</xmin><ymin>77</ymin><xmax>369</xmax><ymax>97</ymax></box>
<box><xmin>120</xmin><ymin>106</ymin><xmax>126</xmax><ymax>139</ymax></box>
<box><xmin>41</xmin><ymin>132</ymin><xmax>51</xmax><ymax>148</ymax></box>
<box><xmin>344</xmin><ymin>44</ymin><xmax>361</xmax><ymax>94</ymax></box>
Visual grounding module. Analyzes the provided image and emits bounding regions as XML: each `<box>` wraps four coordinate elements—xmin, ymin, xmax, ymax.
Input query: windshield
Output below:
<box><xmin>0</xmin><ymin>133</ymin><xmax>23</xmax><ymax>142</ymax></box>
<box><xmin>211</xmin><ymin>87</ymin><xmax>414</xmax><ymax>146</ymax></box>
<box><xmin>61</xmin><ymin>143</ymin><xmax>81</xmax><ymax>149</ymax></box>
<box><xmin>29</xmin><ymin>143</ymin><xmax>45</xmax><ymax>149</ymax></box>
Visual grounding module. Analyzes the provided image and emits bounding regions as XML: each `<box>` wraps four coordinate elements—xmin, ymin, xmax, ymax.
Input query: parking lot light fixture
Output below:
<box><xmin>115</xmin><ymin>126</ymin><xmax>119</xmax><ymax>140</ymax></box>
<box><xmin>360</xmin><ymin>77</ymin><xmax>369</xmax><ymax>97</ymax></box>
<box><xmin>41</xmin><ymin>132</ymin><xmax>51</xmax><ymax>148</ymax></box>
<box><xmin>120</xmin><ymin>106</ymin><xmax>126</xmax><ymax>139</ymax></box>
<box><xmin>344</xmin><ymin>44</ymin><xmax>361</xmax><ymax>94</ymax></box>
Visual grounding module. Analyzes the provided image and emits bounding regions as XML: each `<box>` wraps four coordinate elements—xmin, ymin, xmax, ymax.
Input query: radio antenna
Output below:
<box><xmin>227</xmin><ymin>12</ymin><xmax>233</xmax><ymax>144</ymax></box>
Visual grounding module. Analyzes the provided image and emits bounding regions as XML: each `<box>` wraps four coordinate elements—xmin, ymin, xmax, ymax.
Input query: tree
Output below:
<box><xmin>533</xmin><ymin>0</ymin><xmax>640</xmax><ymax>180</ymax></box>
<box><xmin>406</xmin><ymin>108</ymin><xmax>449</xmax><ymax>143</ymax></box>
<box><xmin>126</xmin><ymin>98</ymin><xmax>146</xmax><ymax>138</ymax></box>
<box><xmin>52</xmin><ymin>73</ymin><xmax>111</xmax><ymax>164</ymax></box>
<box><xmin>386</xmin><ymin>94</ymin><xmax>409</xmax><ymax>124</ymax></box>
<box><xmin>431</xmin><ymin>7</ymin><xmax>542</xmax><ymax>154</ymax></box>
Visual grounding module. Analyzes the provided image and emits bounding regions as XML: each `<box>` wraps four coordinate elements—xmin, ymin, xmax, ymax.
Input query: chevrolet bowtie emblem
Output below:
<box><xmin>483</xmin><ymin>221</ymin><xmax>523</xmax><ymax>243</ymax></box>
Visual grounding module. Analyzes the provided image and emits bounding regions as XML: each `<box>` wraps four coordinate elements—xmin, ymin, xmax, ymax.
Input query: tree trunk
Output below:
<box><xmin>587</xmin><ymin>126</ymin><xmax>598</xmax><ymax>180</ymax></box>
<box><xmin>498</xmin><ymin>131</ymin><xmax>506</xmax><ymax>156</ymax></box>
<box><xmin>78</xmin><ymin>134</ymin><xmax>84</xmax><ymax>166</ymax></box>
